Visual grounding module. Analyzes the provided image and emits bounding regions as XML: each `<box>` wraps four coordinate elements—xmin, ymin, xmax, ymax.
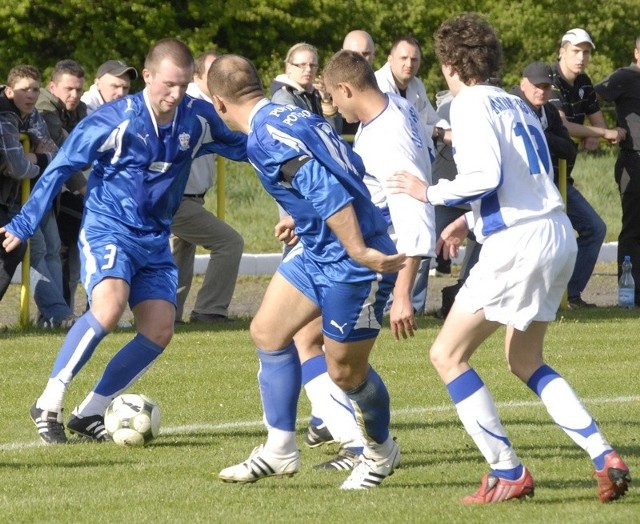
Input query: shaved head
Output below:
<box><xmin>207</xmin><ymin>54</ymin><xmax>264</xmax><ymax>102</ymax></box>
<box><xmin>342</xmin><ymin>30</ymin><xmax>375</xmax><ymax>63</ymax></box>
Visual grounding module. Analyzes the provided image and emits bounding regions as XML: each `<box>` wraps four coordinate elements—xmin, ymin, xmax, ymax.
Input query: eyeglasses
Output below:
<box><xmin>290</xmin><ymin>62</ymin><xmax>318</xmax><ymax>70</ymax></box>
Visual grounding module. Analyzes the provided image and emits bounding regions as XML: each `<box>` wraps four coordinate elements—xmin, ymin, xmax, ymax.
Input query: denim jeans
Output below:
<box><xmin>30</xmin><ymin>209</ymin><xmax>73</xmax><ymax>323</ymax></box>
<box><xmin>565</xmin><ymin>184</ymin><xmax>606</xmax><ymax>300</ymax></box>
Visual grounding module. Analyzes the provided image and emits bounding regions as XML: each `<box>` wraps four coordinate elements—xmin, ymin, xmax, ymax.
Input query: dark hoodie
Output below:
<box><xmin>0</xmin><ymin>86</ymin><xmax>57</xmax><ymax>211</ymax></box>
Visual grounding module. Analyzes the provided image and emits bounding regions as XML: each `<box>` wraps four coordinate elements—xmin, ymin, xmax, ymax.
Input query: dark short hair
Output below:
<box><xmin>434</xmin><ymin>13</ymin><xmax>502</xmax><ymax>85</ymax></box>
<box><xmin>7</xmin><ymin>64</ymin><xmax>41</xmax><ymax>87</ymax></box>
<box><xmin>323</xmin><ymin>49</ymin><xmax>377</xmax><ymax>91</ymax></box>
<box><xmin>51</xmin><ymin>59</ymin><xmax>85</xmax><ymax>83</ymax></box>
<box><xmin>389</xmin><ymin>35</ymin><xmax>422</xmax><ymax>56</ymax></box>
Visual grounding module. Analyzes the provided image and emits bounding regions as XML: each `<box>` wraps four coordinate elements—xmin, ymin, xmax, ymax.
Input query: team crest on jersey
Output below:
<box><xmin>178</xmin><ymin>132</ymin><xmax>191</xmax><ymax>151</ymax></box>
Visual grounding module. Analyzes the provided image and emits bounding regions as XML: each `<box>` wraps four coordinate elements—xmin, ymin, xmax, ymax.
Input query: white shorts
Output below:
<box><xmin>456</xmin><ymin>211</ymin><xmax>577</xmax><ymax>331</ymax></box>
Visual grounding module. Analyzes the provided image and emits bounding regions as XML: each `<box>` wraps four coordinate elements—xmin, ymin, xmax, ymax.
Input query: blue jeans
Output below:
<box><xmin>565</xmin><ymin>184</ymin><xmax>606</xmax><ymax>300</ymax></box>
<box><xmin>30</xmin><ymin>209</ymin><xmax>72</xmax><ymax>323</ymax></box>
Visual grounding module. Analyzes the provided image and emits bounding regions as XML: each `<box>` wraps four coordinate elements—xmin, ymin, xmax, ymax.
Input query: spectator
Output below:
<box><xmin>36</xmin><ymin>59</ymin><xmax>89</xmax><ymax>320</ymax></box>
<box><xmin>595</xmin><ymin>36</ymin><xmax>640</xmax><ymax>305</ymax></box>
<box><xmin>375</xmin><ymin>35</ymin><xmax>450</xmax><ymax>314</ymax></box>
<box><xmin>270</xmin><ymin>42</ymin><xmax>340</xmax><ymax>131</ymax></box>
<box><xmin>170</xmin><ymin>50</ymin><xmax>244</xmax><ymax>324</ymax></box>
<box><xmin>81</xmin><ymin>59</ymin><xmax>138</xmax><ymax>115</ymax></box>
<box><xmin>0</xmin><ymin>65</ymin><xmax>57</xmax><ymax>302</ymax></box>
<box><xmin>340</xmin><ymin>29</ymin><xmax>376</xmax><ymax>137</ymax></box>
<box><xmin>547</xmin><ymin>29</ymin><xmax>613</xmax><ymax>309</ymax></box>
<box><xmin>1</xmin><ymin>38</ymin><xmax>247</xmax><ymax>445</ymax></box>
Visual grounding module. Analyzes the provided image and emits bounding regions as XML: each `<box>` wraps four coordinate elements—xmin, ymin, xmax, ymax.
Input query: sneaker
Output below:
<box><xmin>462</xmin><ymin>467</ymin><xmax>535</xmax><ymax>504</ymax></box>
<box><xmin>340</xmin><ymin>438</ymin><xmax>400</xmax><ymax>490</ymax></box>
<box><xmin>67</xmin><ymin>412</ymin><xmax>111</xmax><ymax>442</ymax></box>
<box><xmin>219</xmin><ymin>445</ymin><xmax>300</xmax><ymax>483</ymax></box>
<box><xmin>567</xmin><ymin>297</ymin><xmax>597</xmax><ymax>309</ymax></box>
<box><xmin>189</xmin><ymin>312</ymin><xmax>231</xmax><ymax>324</ymax></box>
<box><xmin>313</xmin><ymin>446</ymin><xmax>360</xmax><ymax>471</ymax></box>
<box><xmin>594</xmin><ymin>451</ymin><xmax>631</xmax><ymax>502</ymax></box>
<box><xmin>304</xmin><ymin>422</ymin><xmax>336</xmax><ymax>448</ymax></box>
<box><xmin>30</xmin><ymin>403</ymin><xmax>67</xmax><ymax>444</ymax></box>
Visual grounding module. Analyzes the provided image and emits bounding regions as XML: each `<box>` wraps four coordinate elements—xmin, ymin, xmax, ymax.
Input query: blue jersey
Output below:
<box><xmin>7</xmin><ymin>90</ymin><xmax>247</xmax><ymax>240</ymax></box>
<box><xmin>248</xmin><ymin>99</ymin><xmax>393</xmax><ymax>276</ymax></box>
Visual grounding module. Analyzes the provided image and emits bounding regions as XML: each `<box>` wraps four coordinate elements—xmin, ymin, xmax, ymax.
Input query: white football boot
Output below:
<box><xmin>340</xmin><ymin>437</ymin><xmax>400</xmax><ymax>490</ymax></box>
<box><xmin>219</xmin><ymin>444</ymin><xmax>300</xmax><ymax>483</ymax></box>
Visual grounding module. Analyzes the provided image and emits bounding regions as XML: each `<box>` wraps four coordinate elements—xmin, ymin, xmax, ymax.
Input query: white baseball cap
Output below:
<box><xmin>561</xmin><ymin>28</ymin><xmax>595</xmax><ymax>49</ymax></box>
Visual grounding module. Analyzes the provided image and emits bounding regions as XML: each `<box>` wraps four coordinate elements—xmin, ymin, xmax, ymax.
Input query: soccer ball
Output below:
<box><xmin>104</xmin><ymin>393</ymin><xmax>161</xmax><ymax>447</ymax></box>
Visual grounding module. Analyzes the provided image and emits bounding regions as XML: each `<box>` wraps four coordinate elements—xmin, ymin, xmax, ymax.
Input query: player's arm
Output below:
<box><xmin>389</xmin><ymin>255</ymin><xmax>420</xmax><ymax>341</ymax></box>
<box><xmin>325</xmin><ymin>203</ymin><xmax>406</xmax><ymax>274</ymax></box>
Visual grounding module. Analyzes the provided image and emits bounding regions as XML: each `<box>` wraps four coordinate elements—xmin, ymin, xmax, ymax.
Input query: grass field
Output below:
<box><xmin>1</xmin><ymin>308</ymin><xmax>637</xmax><ymax>523</ymax></box>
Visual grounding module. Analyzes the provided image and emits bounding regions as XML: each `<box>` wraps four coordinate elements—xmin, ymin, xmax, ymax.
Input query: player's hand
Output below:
<box><xmin>389</xmin><ymin>297</ymin><xmax>417</xmax><ymax>341</ymax></box>
<box><xmin>436</xmin><ymin>216</ymin><xmax>468</xmax><ymax>260</ymax></box>
<box><xmin>387</xmin><ymin>171</ymin><xmax>429</xmax><ymax>203</ymax></box>
<box><xmin>610</xmin><ymin>127</ymin><xmax>627</xmax><ymax>144</ymax></box>
<box><xmin>0</xmin><ymin>227</ymin><xmax>23</xmax><ymax>253</ymax></box>
<box><xmin>274</xmin><ymin>216</ymin><xmax>299</xmax><ymax>246</ymax></box>
<box><xmin>352</xmin><ymin>248</ymin><xmax>406</xmax><ymax>274</ymax></box>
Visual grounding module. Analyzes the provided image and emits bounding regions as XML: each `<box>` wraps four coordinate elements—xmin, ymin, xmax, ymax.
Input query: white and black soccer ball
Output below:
<box><xmin>104</xmin><ymin>393</ymin><xmax>161</xmax><ymax>447</ymax></box>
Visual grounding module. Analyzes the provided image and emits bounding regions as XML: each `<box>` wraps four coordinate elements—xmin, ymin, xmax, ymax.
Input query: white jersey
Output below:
<box><xmin>355</xmin><ymin>93</ymin><xmax>435</xmax><ymax>257</ymax></box>
<box><xmin>427</xmin><ymin>85</ymin><xmax>564</xmax><ymax>243</ymax></box>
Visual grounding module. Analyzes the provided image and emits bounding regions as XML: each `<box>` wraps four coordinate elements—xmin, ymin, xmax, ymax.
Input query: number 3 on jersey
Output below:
<box><xmin>101</xmin><ymin>244</ymin><xmax>117</xmax><ymax>270</ymax></box>
<box><xmin>514</xmin><ymin>122</ymin><xmax>551</xmax><ymax>176</ymax></box>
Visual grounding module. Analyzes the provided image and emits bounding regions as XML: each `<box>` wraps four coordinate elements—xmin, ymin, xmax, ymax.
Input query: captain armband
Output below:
<box><xmin>280</xmin><ymin>155</ymin><xmax>312</xmax><ymax>183</ymax></box>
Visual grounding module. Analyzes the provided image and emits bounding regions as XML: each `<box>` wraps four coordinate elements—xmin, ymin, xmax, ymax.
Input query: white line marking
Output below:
<box><xmin>2</xmin><ymin>395</ymin><xmax>638</xmax><ymax>452</ymax></box>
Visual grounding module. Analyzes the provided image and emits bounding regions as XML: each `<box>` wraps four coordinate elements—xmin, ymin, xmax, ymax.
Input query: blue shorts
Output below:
<box><xmin>79</xmin><ymin>215</ymin><xmax>177</xmax><ymax>309</ymax></box>
<box><xmin>278</xmin><ymin>242</ymin><xmax>396</xmax><ymax>342</ymax></box>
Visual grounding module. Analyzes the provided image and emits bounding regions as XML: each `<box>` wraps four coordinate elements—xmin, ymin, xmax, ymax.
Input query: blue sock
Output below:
<box><xmin>301</xmin><ymin>354</ymin><xmax>327</xmax><ymax>385</ymax></box>
<box><xmin>93</xmin><ymin>333</ymin><xmax>164</xmax><ymax>396</ymax></box>
<box><xmin>346</xmin><ymin>366</ymin><xmax>389</xmax><ymax>444</ymax></box>
<box><xmin>257</xmin><ymin>342</ymin><xmax>301</xmax><ymax>431</ymax></box>
<box><xmin>51</xmin><ymin>311</ymin><xmax>107</xmax><ymax>380</ymax></box>
<box><xmin>492</xmin><ymin>464</ymin><xmax>524</xmax><ymax>480</ymax></box>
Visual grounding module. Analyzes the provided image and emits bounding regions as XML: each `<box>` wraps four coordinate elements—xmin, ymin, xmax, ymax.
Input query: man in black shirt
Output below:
<box><xmin>596</xmin><ymin>35</ymin><xmax>640</xmax><ymax>305</ymax></box>
<box><xmin>548</xmin><ymin>29</ymin><xmax>623</xmax><ymax>308</ymax></box>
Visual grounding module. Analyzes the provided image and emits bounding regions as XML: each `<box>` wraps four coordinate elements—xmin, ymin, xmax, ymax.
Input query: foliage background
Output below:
<box><xmin>1</xmin><ymin>0</ymin><xmax>639</xmax><ymax>95</ymax></box>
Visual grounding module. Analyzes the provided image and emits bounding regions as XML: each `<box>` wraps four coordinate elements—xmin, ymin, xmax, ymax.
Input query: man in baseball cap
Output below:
<box><xmin>81</xmin><ymin>59</ymin><xmax>138</xmax><ymax>114</ymax></box>
<box><xmin>522</xmin><ymin>61</ymin><xmax>555</xmax><ymax>86</ymax></box>
<box><xmin>561</xmin><ymin>28</ymin><xmax>595</xmax><ymax>49</ymax></box>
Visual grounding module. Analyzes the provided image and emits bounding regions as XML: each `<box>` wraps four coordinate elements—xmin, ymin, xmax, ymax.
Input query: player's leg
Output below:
<box><xmin>317</xmin><ymin>277</ymin><xmax>399</xmax><ymax>489</ymax></box>
<box><xmin>68</xmin><ymin>239</ymin><xmax>177</xmax><ymax>439</ymax></box>
<box><xmin>296</xmin><ymin>318</ymin><xmax>364</xmax><ymax>470</ymax></box>
<box><xmin>506</xmin><ymin>322</ymin><xmax>631</xmax><ymax>502</ymax></box>
<box><xmin>430</xmin><ymin>304</ymin><xmax>533</xmax><ymax>503</ymax></box>
<box><xmin>31</xmin><ymin>223</ymin><xmax>132</xmax><ymax>444</ymax></box>
<box><xmin>219</xmin><ymin>269</ymin><xmax>318</xmax><ymax>483</ymax></box>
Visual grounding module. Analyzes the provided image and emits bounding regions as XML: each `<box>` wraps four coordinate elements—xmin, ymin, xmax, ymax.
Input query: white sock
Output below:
<box><xmin>304</xmin><ymin>372</ymin><xmax>363</xmax><ymax>448</ymax></box>
<box><xmin>448</xmin><ymin>370</ymin><xmax>520</xmax><ymax>471</ymax></box>
<box><xmin>74</xmin><ymin>392</ymin><xmax>112</xmax><ymax>418</ymax></box>
<box><xmin>265</xmin><ymin>428</ymin><xmax>297</xmax><ymax>455</ymax></box>
<box><xmin>37</xmin><ymin>378</ymin><xmax>67</xmax><ymax>412</ymax></box>
<box><xmin>538</xmin><ymin>375</ymin><xmax>611</xmax><ymax>460</ymax></box>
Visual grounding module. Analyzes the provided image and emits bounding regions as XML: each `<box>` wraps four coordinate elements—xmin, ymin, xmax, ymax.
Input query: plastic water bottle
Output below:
<box><xmin>618</xmin><ymin>256</ymin><xmax>635</xmax><ymax>308</ymax></box>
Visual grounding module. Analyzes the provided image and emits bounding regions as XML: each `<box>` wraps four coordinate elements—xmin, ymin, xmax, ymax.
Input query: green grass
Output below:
<box><xmin>0</xmin><ymin>310</ymin><xmax>637</xmax><ymax>523</ymax></box>
<box><xmin>208</xmin><ymin>149</ymin><xmax>624</xmax><ymax>254</ymax></box>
